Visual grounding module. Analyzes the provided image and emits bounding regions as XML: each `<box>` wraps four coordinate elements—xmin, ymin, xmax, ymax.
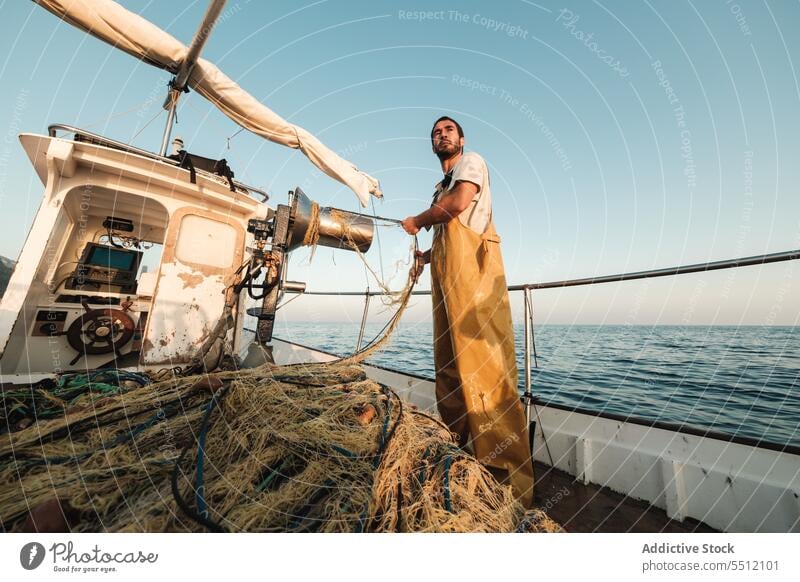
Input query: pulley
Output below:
<box><xmin>287</xmin><ymin>188</ymin><xmax>374</xmax><ymax>253</ymax></box>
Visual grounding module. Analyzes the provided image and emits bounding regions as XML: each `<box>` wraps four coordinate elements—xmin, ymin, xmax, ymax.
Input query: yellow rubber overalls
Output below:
<box><xmin>430</xmin><ymin>203</ymin><xmax>535</xmax><ymax>508</ymax></box>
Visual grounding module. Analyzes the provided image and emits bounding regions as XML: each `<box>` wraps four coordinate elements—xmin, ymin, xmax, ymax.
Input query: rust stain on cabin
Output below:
<box><xmin>178</xmin><ymin>272</ymin><xmax>204</xmax><ymax>289</ymax></box>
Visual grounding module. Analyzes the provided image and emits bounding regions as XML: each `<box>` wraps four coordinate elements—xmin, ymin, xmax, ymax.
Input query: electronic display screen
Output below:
<box><xmin>85</xmin><ymin>245</ymin><xmax>138</xmax><ymax>271</ymax></box>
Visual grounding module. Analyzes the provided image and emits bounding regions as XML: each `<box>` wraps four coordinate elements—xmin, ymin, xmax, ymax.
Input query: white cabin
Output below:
<box><xmin>0</xmin><ymin>129</ymin><xmax>267</xmax><ymax>380</ymax></box>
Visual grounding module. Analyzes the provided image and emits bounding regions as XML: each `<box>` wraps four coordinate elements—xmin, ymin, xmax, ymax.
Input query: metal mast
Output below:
<box><xmin>158</xmin><ymin>0</ymin><xmax>228</xmax><ymax>156</ymax></box>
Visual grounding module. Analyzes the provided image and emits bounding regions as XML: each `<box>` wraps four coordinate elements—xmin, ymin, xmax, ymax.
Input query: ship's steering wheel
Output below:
<box><xmin>66</xmin><ymin>304</ymin><xmax>135</xmax><ymax>361</ymax></box>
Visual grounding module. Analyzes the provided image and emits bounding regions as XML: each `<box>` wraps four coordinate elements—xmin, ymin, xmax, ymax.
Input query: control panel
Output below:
<box><xmin>71</xmin><ymin>243</ymin><xmax>142</xmax><ymax>293</ymax></box>
<box><xmin>31</xmin><ymin>310</ymin><xmax>67</xmax><ymax>336</ymax></box>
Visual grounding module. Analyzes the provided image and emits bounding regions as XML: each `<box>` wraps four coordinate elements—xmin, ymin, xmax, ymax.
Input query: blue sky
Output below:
<box><xmin>0</xmin><ymin>0</ymin><xmax>798</xmax><ymax>325</ymax></box>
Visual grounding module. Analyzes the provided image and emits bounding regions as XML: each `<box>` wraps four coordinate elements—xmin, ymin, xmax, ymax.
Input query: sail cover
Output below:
<box><xmin>34</xmin><ymin>0</ymin><xmax>381</xmax><ymax>205</ymax></box>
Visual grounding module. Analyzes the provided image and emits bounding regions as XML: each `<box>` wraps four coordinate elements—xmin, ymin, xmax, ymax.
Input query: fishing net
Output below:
<box><xmin>0</xmin><ymin>362</ymin><xmax>561</xmax><ymax>533</ymax></box>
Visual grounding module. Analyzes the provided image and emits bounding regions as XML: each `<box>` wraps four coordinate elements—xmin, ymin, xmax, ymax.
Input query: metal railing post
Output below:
<box><xmin>522</xmin><ymin>287</ymin><xmax>534</xmax><ymax>426</ymax></box>
<box><xmin>356</xmin><ymin>288</ymin><xmax>371</xmax><ymax>351</ymax></box>
<box><xmin>525</xmin><ymin>287</ymin><xmax>554</xmax><ymax>466</ymax></box>
<box><xmin>529</xmin><ymin>288</ymin><xmax>539</xmax><ymax>368</ymax></box>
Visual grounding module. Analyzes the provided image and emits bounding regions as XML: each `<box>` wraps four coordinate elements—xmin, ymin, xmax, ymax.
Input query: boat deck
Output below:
<box><xmin>533</xmin><ymin>461</ymin><xmax>717</xmax><ymax>532</ymax></box>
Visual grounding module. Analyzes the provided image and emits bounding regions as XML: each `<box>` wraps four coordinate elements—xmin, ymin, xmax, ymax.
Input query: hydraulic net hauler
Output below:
<box><xmin>242</xmin><ymin>187</ymin><xmax>374</xmax><ymax>344</ymax></box>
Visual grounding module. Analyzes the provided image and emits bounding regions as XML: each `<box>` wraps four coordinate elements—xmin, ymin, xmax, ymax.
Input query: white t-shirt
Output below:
<box><xmin>435</xmin><ymin>151</ymin><xmax>492</xmax><ymax>234</ymax></box>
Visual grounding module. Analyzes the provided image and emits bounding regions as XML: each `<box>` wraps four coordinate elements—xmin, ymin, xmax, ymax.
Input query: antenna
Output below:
<box><xmin>159</xmin><ymin>0</ymin><xmax>228</xmax><ymax>156</ymax></box>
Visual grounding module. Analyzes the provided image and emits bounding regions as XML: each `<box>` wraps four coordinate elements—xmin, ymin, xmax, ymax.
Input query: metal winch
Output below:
<box><xmin>244</xmin><ymin>187</ymin><xmax>374</xmax><ymax>343</ymax></box>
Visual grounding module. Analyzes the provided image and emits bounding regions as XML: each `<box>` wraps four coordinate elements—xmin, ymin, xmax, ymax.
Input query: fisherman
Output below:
<box><xmin>401</xmin><ymin>116</ymin><xmax>535</xmax><ymax>507</ymax></box>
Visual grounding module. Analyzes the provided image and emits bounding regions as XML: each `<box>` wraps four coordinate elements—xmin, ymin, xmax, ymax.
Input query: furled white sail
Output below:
<box><xmin>34</xmin><ymin>0</ymin><xmax>381</xmax><ymax>205</ymax></box>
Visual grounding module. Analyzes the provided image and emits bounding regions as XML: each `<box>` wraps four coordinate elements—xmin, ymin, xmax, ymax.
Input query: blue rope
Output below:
<box><xmin>195</xmin><ymin>400</ymin><xmax>214</xmax><ymax>519</ymax></box>
<box><xmin>330</xmin><ymin>444</ymin><xmax>356</xmax><ymax>458</ymax></box>
<box><xmin>52</xmin><ymin>370</ymin><xmax>151</xmax><ymax>405</ymax></box>
<box><xmin>171</xmin><ymin>387</ymin><xmax>230</xmax><ymax>533</ymax></box>
<box><xmin>255</xmin><ymin>459</ymin><xmax>288</xmax><ymax>492</ymax></box>
<box><xmin>379</xmin><ymin>398</ymin><xmax>392</xmax><ymax>449</ymax></box>
<box><xmin>418</xmin><ymin>446</ymin><xmax>431</xmax><ymax>484</ymax></box>
<box><xmin>443</xmin><ymin>455</ymin><xmax>453</xmax><ymax>513</ymax></box>
<box><xmin>355</xmin><ymin>508</ymin><xmax>368</xmax><ymax>533</ymax></box>
<box><xmin>36</xmin><ymin>404</ymin><xmax>175</xmax><ymax>465</ymax></box>
<box><xmin>58</xmin><ymin>369</ymin><xmax>150</xmax><ymax>390</ymax></box>
<box><xmin>374</xmin><ymin>395</ymin><xmax>393</xmax><ymax>469</ymax></box>
<box><xmin>287</xmin><ymin>479</ymin><xmax>335</xmax><ymax>532</ymax></box>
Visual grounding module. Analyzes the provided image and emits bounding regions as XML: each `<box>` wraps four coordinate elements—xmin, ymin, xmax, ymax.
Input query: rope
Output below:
<box><xmin>288</xmin><ymin>203</ymin><xmax>419</xmax><ymax>366</ymax></box>
<box><xmin>301</xmin><ymin>201</ymin><xmax>321</xmax><ymax>247</ymax></box>
<box><xmin>1</xmin><ymin>371</ymin><xmax>150</xmax><ymax>431</ymax></box>
<box><xmin>443</xmin><ymin>455</ymin><xmax>454</xmax><ymax>513</ymax></box>
<box><xmin>171</xmin><ymin>386</ymin><xmax>230</xmax><ymax>533</ymax></box>
<box><xmin>195</xmin><ymin>403</ymin><xmax>212</xmax><ymax>520</ymax></box>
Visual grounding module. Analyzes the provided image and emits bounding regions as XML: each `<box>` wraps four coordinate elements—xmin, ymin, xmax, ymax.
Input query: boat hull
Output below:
<box><xmin>270</xmin><ymin>336</ymin><xmax>800</xmax><ymax>533</ymax></box>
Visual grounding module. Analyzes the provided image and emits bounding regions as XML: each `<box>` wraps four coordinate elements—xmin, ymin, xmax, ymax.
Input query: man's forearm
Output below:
<box><xmin>413</xmin><ymin>201</ymin><xmax>459</xmax><ymax>229</ymax></box>
<box><xmin>401</xmin><ymin>181</ymin><xmax>478</xmax><ymax>236</ymax></box>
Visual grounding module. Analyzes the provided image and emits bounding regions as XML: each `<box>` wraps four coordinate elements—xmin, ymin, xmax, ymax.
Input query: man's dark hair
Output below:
<box><xmin>430</xmin><ymin>116</ymin><xmax>464</xmax><ymax>140</ymax></box>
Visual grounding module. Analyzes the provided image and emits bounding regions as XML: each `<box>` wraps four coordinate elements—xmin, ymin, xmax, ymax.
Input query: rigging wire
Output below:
<box><xmin>360</xmin><ymin>200</ymin><xmax>371</xmax><ymax>290</ymax></box>
<box><xmin>370</xmin><ymin>197</ymin><xmax>386</xmax><ymax>282</ymax></box>
<box><xmin>81</xmin><ymin>97</ymin><xmax>163</xmax><ymax>131</ymax></box>
<box><xmin>181</xmin><ymin>97</ymin><xmax>266</xmax><ymax>197</ymax></box>
<box><xmin>227</xmin><ymin>125</ymin><xmax>246</xmax><ymax>143</ymax></box>
<box><xmin>127</xmin><ymin>107</ymin><xmax>167</xmax><ymax>145</ymax></box>
<box><xmin>275</xmin><ymin>292</ymin><xmax>302</xmax><ymax>311</ymax></box>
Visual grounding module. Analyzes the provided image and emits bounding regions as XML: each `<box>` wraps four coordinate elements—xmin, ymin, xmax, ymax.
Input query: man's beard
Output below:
<box><xmin>434</xmin><ymin>140</ymin><xmax>460</xmax><ymax>161</ymax></box>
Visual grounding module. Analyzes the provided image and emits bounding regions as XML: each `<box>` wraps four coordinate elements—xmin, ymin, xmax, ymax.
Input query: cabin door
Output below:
<box><xmin>142</xmin><ymin>207</ymin><xmax>244</xmax><ymax>366</ymax></box>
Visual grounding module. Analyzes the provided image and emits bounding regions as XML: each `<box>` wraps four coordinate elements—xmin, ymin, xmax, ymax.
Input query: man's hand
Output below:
<box><xmin>410</xmin><ymin>250</ymin><xmax>430</xmax><ymax>282</ymax></box>
<box><xmin>401</xmin><ymin>216</ymin><xmax>420</xmax><ymax>235</ymax></box>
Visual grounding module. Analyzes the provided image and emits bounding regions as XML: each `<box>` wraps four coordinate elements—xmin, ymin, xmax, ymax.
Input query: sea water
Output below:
<box><xmin>275</xmin><ymin>323</ymin><xmax>800</xmax><ymax>448</ymax></box>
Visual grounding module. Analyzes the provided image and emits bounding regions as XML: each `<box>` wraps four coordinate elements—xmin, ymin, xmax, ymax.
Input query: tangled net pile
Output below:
<box><xmin>1</xmin><ymin>362</ymin><xmax>561</xmax><ymax>532</ymax></box>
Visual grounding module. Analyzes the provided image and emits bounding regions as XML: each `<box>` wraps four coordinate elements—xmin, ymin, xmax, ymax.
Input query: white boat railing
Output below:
<box><xmin>47</xmin><ymin>123</ymin><xmax>270</xmax><ymax>202</ymax></box>
<box><xmin>291</xmin><ymin>248</ymin><xmax>800</xmax><ymax>451</ymax></box>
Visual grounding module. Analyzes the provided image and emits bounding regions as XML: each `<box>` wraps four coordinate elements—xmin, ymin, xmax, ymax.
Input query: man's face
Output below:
<box><xmin>431</xmin><ymin>120</ymin><xmax>463</xmax><ymax>159</ymax></box>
